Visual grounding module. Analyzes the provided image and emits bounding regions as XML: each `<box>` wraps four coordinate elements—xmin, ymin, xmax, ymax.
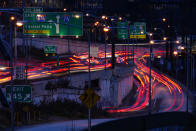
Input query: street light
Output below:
<box><xmin>150</xmin><ymin>40</ymin><xmax>154</xmax><ymax>45</ymax></box>
<box><xmin>10</xmin><ymin>16</ymin><xmax>15</xmax><ymax>21</ymax></box>
<box><xmin>16</xmin><ymin>21</ymin><xmax>23</xmax><ymax>27</ymax></box>
<box><xmin>94</xmin><ymin>21</ymin><xmax>99</xmax><ymax>26</ymax></box>
<box><xmin>163</xmin><ymin>37</ymin><xmax>167</xmax><ymax>41</ymax></box>
<box><xmin>101</xmin><ymin>15</ymin><xmax>106</xmax><ymax>20</ymax></box>
<box><xmin>149</xmin><ymin>40</ymin><xmax>154</xmax><ymax>116</ymax></box>
<box><xmin>162</xmin><ymin>18</ymin><xmax>166</xmax><ymax>22</ymax></box>
<box><xmin>176</xmin><ymin>40</ymin><xmax>180</xmax><ymax>44</ymax></box>
<box><xmin>118</xmin><ymin>17</ymin><xmax>122</xmax><ymax>21</ymax></box>
<box><xmin>63</xmin><ymin>8</ymin><xmax>67</xmax><ymax>11</ymax></box>
<box><xmin>103</xmin><ymin>27</ymin><xmax>110</xmax><ymax>32</ymax></box>
<box><xmin>103</xmin><ymin>27</ymin><xmax>110</xmax><ymax>70</ymax></box>
<box><xmin>173</xmin><ymin>51</ymin><xmax>178</xmax><ymax>56</ymax></box>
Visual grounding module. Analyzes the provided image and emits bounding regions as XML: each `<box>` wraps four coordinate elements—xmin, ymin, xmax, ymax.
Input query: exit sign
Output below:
<box><xmin>44</xmin><ymin>45</ymin><xmax>56</xmax><ymax>53</ymax></box>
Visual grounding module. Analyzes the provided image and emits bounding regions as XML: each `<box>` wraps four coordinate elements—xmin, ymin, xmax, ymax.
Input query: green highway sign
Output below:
<box><xmin>6</xmin><ymin>85</ymin><xmax>32</xmax><ymax>102</ymax></box>
<box><xmin>130</xmin><ymin>22</ymin><xmax>146</xmax><ymax>39</ymax></box>
<box><xmin>24</xmin><ymin>12</ymin><xmax>83</xmax><ymax>36</ymax></box>
<box><xmin>117</xmin><ymin>21</ymin><xmax>128</xmax><ymax>39</ymax></box>
<box><xmin>44</xmin><ymin>45</ymin><xmax>56</xmax><ymax>53</ymax></box>
<box><xmin>24</xmin><ymin>7</ymin><xmax>43</xmax><ymax>13</ymax></box>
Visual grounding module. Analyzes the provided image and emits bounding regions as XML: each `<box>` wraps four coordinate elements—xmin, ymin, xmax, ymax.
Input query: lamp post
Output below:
<box><xmin>149</xmin><ymin>40</ymin><xmax>154</xmax><ymax>116</ymax></box>
<box><xmin>173</xmin><ymin>51</ymin><xmax>178</xmax><ymax>79</ymax></box>
<box><xmin>9</xmin><ymin>16</ymin><xmax>15</xmax><ymax>131</ymax></box>
<box><xmin>103</xmin><ymin>27</ymin><xmax>110</xmax><ymax>70</ymax></box>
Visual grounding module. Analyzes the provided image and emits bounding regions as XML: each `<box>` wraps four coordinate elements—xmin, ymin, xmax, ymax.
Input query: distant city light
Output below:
<box><xmin>85</xmin><ymin>13</ymin><xmax>89</xmax><ymax>16</ymax></box>
<box><xmin>118</xmin><ymin>17</ymin><xmax>122</xmax><ymax>21</ymax></box>
<box><xmin>176</xmin><ymin>40</ymin><xmax>180</xmax><ymax>44</ymax></box>
<box><xmin>63</xmin><ymin>8</ymin><xmax>67</xmax><ymax>11</ymax></box>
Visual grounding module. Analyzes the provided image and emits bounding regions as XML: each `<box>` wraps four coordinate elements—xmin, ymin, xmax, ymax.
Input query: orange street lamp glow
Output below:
<box><xmin>180</xmin><ymin>46</ymin><xmax>185</xmax><ymax>50</ymax></box>
<box><xmin>176</xmin><ymin>40</ymin><xmax>180</xmax><ymax>44</ymax></box>
<box><xmin>102</xmin><ymin>15</ymin><xmax>106</xmax><ymax>19</ymax></box>
<box><xmin>63</xmin><ymin>8</ymin><xmax>67</xmax><ymax>11</ymax></box>
<box><xmin>103</xmin><ymin>27</ymin><xmax>110</xmax><ymax>32</ymax></box>
<box><xmin>16</xmin><ymin>21</ymin><xmax>23</xmax><ymax>27</ymax></box>
<box><xmin>149</xmin><ymin>33</ymin><xmax>153</xmax><ymax>36</ymax></box>
<box><xmin>163</xmin><ymin>37</ymin><xmax>167</xmax><ymax>41</ymax></box>
<box><xmin>162</xmin><ymin>18</ymin><xmax>166</xmax><ymax>22</ymax></box>
<box><xmin>173</xmin><ymin>51</ymin><xmax>178</xmax><ymax>56</ymax></box>
<box><xmin>118</xmin><ymin>17</ymin><xmax>122</xmax><ymax>21</ymax></box>
<box><xmin>150</xmin><ymin>40</ymin><xmax>154</xmax><ymax>45</ymax></box>
<box><xmin>86</xmin><ymin>13</ymin><xmax>89</xmax><ymax>16</ymax></box>
<box><xmin>94</xmin><ymin>21</ymin><xmax>99</xmax><ymax>26</ymax></box>
<box><xmin>10</xmin><ymin>16</ymin><xmax>15</xmax><ymax>21</ymax></box>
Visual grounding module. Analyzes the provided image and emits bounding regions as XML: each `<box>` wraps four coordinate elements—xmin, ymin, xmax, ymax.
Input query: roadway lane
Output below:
<box><xmin>16</xmin><ymin>119</ymin><xmax>115</xmax><ymax>131</ymax></box>
<box><xmin>0</xmin><ymin>46</ymin><xmax>188</xmax><ymax>113</ymax></box>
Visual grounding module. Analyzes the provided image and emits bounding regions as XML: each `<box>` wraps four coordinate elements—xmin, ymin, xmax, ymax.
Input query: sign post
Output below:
<box><xmin>79</xmin><ymin>88</ymin><xmax>100</xmax><ymax>131</ymax></box>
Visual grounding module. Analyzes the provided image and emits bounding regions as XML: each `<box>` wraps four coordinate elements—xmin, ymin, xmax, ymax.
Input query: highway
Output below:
<box><xmin>0</xmin><ymin>45</ymin><xmax>188</xmax><ymax>113</ymax></box>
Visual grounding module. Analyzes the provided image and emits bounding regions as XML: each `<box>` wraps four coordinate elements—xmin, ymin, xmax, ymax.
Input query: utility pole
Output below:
<box><xmin>10</xmin><ymin>19</ymin><xmax>14</xmax><ymax>131</ymax></box>
<box><xmin>87</xmin><ymin>33</ymin><xmax>91</xmax><ymax>131</ymax></box>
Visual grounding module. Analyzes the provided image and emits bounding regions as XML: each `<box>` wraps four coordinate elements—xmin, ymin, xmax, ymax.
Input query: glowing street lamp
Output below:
<box><xmin>101</xmin><ymin>15</ymin><xmax>106</xmax><ymax>19</ymax></box>
<box><xmin>103</xmin><ymin>27</ymin><xmax>110</xmax><ymax>32</ymax></box>
<box><xmin>150</xmin><ymin>40</ymin><xmax>154</xmax><ymax>45</ymax></box>
<box><xmin>85</xmin><ymin>13</ymin><xmax>89</xmax><ymax>17</ymax></box>
<box><xmin>173</xmin><ymin>51</ymin><xmax>178</xmax><ymax>56</ymax></box>
<box><xmin>63</xmin><ymin>8</ymin><xmax>67</xmax><ymax>11</ymax></box>
<box><xmin>94</xmin><ymin>21</ymin><xmax>99</xmax><ymax>26</ymax></box>
<box><xmin>10</xmin><ymin>16</ymin><xmax>15</xmax><ymax>21</ymax></box>
<box><xmin>162</xmin><ymin>18</ymin><xmax>166</xmax><ymax>22</ymax></box>
<box><xmin>180</xmin><ymin>46</ymin><xmax>185</xmax><ymax>50</ymax></box>
<box><xmin>163</xmin><ymin>37</ymin><xmax>167</xmax><ymax>41</ymax></box>
<box><xmin>16</xmin><ymin>21</ymin><xmax>23</xmax><ymax>27</ymax></box>
<box><xmin>118</xmin><ymin>17</ymin><xmax>122</xmax><ymax>21</ymax></box>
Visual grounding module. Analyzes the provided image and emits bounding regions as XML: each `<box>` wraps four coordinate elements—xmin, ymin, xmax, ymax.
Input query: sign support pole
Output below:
<box><xmin>10</xmin><ymin>20</ymin><xmax>14</xmax><ymax>131</ymax></box>
<box><xmin>88</xmin><ymin>108</ymin><xmax>91</xmax><ymax>131</ymax></box>
<box><xmin>87</xmin><ymin>31</ymin><xmax>91</xmax><ymax>131</ymax></box>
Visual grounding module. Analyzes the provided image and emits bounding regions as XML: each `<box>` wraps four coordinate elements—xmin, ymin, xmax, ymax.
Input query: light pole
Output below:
<box><xmin>9</xmin><ymin>16</ymin><xmax>15</xmax><ymax>131</ymax></box>
<box><xmin>103</xmin><ymin>27</ymin><xmax>110</xmax><ymax>70</ymax></box>
<box><xmin>173</xmin><ymin>51</ymin><xmax>178</xmax><ymax>79</ymax></box>
<box><xmin>149</xmin><ymin>40</ymin><xmax>154</xmax><ymax>116</ymax></box>
<box><xmin>15</xmin><ymin>21</ymin><xmax>23</xmax><ymax>62</ymax></box>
